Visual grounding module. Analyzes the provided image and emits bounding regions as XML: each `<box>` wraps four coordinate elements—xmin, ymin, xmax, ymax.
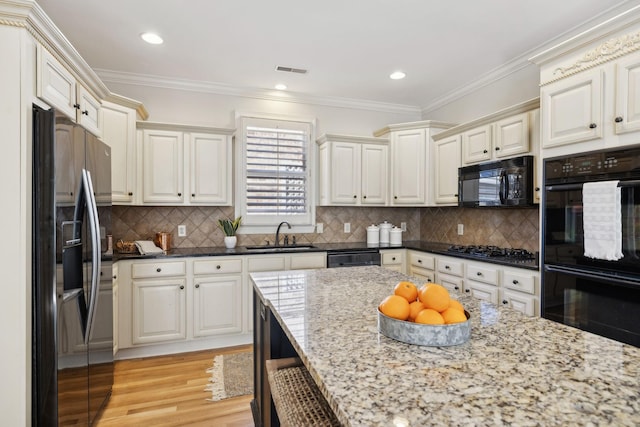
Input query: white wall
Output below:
<box><xmin>103</xmin><ymin>81</ymin><xmax>422</xmax><ymax>135</ymax></box>
<box><xmin>421</xmin><ymin>63</ymin><xmax>541</xmax><ymax>124</ymax></box>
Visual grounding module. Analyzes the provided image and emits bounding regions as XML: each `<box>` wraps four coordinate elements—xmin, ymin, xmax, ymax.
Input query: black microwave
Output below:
<box><xmin>458</xmin><ymin>155</ymin><xmax>534</xmax><ymax>207</ymax></box>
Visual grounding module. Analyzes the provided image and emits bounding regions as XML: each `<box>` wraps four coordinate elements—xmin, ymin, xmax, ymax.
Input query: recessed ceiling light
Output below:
<box><xmin>390</xmin><ymin>71</ymin><xmax>406</xmax><ymax>80</ymax></box>
<box><xmin>141</xmin><ymin>32</ymin><xmax>163</xmax><ymax>45</ymax></box>
<box><xmin>275</xmin><ymin>84</ymin><xmax>287</xmax><ymax>90</ymax></box>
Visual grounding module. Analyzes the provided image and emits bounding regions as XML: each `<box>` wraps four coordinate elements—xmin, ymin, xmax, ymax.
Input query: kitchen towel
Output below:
<box><xmin>582</xmin><ymin>180</ymin><xmax>623</xmax><ymax>261</ymax></box>
<box><xmin>134</xmin><ymin>240</ymin><xmax>165</xmax><ymax>255</ymax></box>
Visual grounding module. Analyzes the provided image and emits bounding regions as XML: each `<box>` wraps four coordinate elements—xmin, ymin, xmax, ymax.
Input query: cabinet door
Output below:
<box><xmin>466</xmin><ymin>280</ymin><xmax>499</xmax><ymax>304</ymax></box>
<box><xmin>189</xmin><ymin>132</ymin><xmax>230</xmax><ymax>204</ymax></box>
<box><xmin>193</xmin><ymin>275</ymin><xmax>242</xmax><ymax>337</ymax></box>
<box><xmin>102</xmin><ymin>101</ymin><xmax>136</xmax><ymax>204</ymax></box>
<box><xmin>541</xmin><ymin>68</ymin><xmax>603</xmax><ymax>148</ymax></box>
<box><xmin>391</xmin><ymin>129</ymin><xmax>425</xmax><ymax>204</ymax></box>
<box><xmin>462</xmin><ymin>125</ymin><xmax>492</xmax><ymax>164</ymax></box>
<box><xmin>437</xmin><ymin>274</ymin><xmax>464</xmax><ymax>296</ymax></box>
<box><xmin>330</xmin><ymin>142</ymin><xmax>359</xmax><ymax>204</ymax></box>
<box><xmin>77</xmin><ymin>85</ymin><xmax>102</xmax><ymax>138</ymax></box>
<box><xmin>361</xmin><ymin>143</ymin><xmax>388</xmax><ymax>205</ymax></box>
<box><xmin>132</xmin><ymin>278</ymin><xmax>186</xmax><ymax>344</ymax></box>
<box><xmin>501</xmin><ymin>289</ymin><xmax>536</xmax><ymax>316</ymax></box>
<box><xmin>409</xmin><ymin>266</ymin><xmax>435</xmax><ymax>284</ymax></box>
<box><xmin>434</xmin><ymin>135</ymin><xmax>461</xmax><ymax>204</ymax></box>
<box><xmin>142</xmin><ymin>129</ymin><xmax>184</xmax><ymax>204</ymax></box>
<box><xmin>615</xmin><ymin>52</ymin><xmax>640</xmax><ymax>135</ymax></box>
<box><xmin>37</xmin><ymin>46</ymin><xmax>77</xmax><ymax>120</ymax></box>
<box><xmin>494</xmin><ymin>112</ymin><xmax>529</xmax><ymax>158</ymax></box>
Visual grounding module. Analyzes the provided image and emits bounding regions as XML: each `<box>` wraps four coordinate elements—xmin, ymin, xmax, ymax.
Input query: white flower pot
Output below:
<box><xmin>224</xmin><ymin>236</ymin><xmax>237</xmax><ymax>249</ymax></box>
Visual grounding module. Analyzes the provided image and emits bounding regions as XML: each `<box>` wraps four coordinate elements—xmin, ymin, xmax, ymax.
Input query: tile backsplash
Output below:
<box><xmin>112</xmin><ymin>205</ymin><xmax>539</xmax><ymax>252</ymax></box>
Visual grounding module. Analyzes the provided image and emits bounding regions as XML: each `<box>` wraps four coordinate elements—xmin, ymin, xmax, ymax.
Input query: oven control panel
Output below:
<box><xmin>545</xmin><ymin>146</ymin><xmax>640</xmax><ymax>180</ymax></box>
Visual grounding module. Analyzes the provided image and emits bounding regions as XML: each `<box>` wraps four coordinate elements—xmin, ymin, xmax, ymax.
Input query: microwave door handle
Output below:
<box><xmin>499</xmin><ymin>170</ymin><xmax>506</xmax><ymax>204</ymax></box>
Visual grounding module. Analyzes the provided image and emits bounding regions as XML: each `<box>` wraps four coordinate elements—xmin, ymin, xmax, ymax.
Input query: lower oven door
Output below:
<box><xmin>543</xmin><ymin>264</ymin><xmax>640</xmax><ymax>347</ymax></box>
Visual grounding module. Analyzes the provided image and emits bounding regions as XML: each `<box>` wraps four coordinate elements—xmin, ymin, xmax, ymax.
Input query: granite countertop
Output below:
<box><xmin>251</xmin><ymin>266</ymin><xmax>640</xmax><ymax>427</ymax></box>
<box><xmin>114</xmin><ymin>240</ymin><xmax>539</xmax><ymax>270</ymax></box>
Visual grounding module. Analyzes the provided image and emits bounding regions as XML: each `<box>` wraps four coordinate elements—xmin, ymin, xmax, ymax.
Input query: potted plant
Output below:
<box><xmin>218</xmin><ymin>216</ymin><xmax>242</xmax><ymax>248</ymax></box>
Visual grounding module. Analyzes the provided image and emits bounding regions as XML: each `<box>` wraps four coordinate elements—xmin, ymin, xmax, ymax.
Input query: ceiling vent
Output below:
<box><xmin>275</xmin><ymin>65</ymin><xmax>308</xmax><ymax>74</ymax></box>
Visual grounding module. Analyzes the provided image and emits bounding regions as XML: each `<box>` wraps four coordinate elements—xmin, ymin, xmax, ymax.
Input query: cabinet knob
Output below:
<box><xmin>615</xmin><ymin>116</ymin><xmax>623</xmax><ymax>123</ymax></box>
<box><xmin>394</xmin><ymin>196</ymin><xmax>398</xmax><ymax>199</ymax></box>
<box><xmin>502</xmin><ymin>300</ymin><xmax>508</xmax><ymax>305</ymax></box>
<box><xmin>216</xmin><ymin>265</ymin><xmax>221</xmax><ymax>269</ymax></box>
<box><xmin>465</xmin><ymin>289</ymin><xmax>470</xmax><ymax>293</ymax></box>
<box><xmin>192</xmin><ymin>193</ymin><xmax>196</xmax><ymax>197</ymax></box>
<box><xmin>363</xmin><ymin>195</ymin><xmax>367</xmax><ymax>199</ymax></box>
<box><xmin>70</xmin><ymin>192</ymin><xmax>73</xmax><ymax>196</ymax></box>
<box><xmin>128</xmin><ymin>192</ymin><xmax>133</xmax><ymax>196</ymax></box>
<box><xmin>156</xmin><ymin>268</ymin><xmax>162</xmax><ymax>272</ymax></box>
<box><xmin>445</xmin><ymin>265</ymin><xmax>450</xmax><ymax>270</ymax></box>
<box><xmin>454</xmin><ymin>286</ymin><xmax>459</xmax><ymax>290</ymax></box>
<box><xmin>483</xmin><ymin>149</ymin><xmax>488</xmax><ymax>154</ymax></box>
<box><xmin>512</xmin><ymin>280</ymin><xmax>519</xmax><ymax>285</ymax></box>
<box><xmin>113</xmin><ymin>275</ymin><xmax>117</xmax><ymax>280</ymax></box>
<box><xmin>476</xmin><ymin>271</ymin><xmax>482</xmax><ymax>276</ymax></box>
<box><xmin>427</xmin><ymin>278</ymin><xmax>432</xmax><ymax>282</ymax></box>
<box><xmin>418</xmin><ymin>259</ymin><xmax>422</xmax><ymax>264</ymax></box>
<box><xmin>392</xmin><ymin>257</ymin><xmax>396</xmax><ymax>261</ymax></box>
<box><xmin>353</xmin><ymin>195</ymin><xmax>357</xmax><ymax>198</ymax></box>
<box><xmin>589</xmin><ymin>123</ymin><xmax>597</xmax><ymax>129</ymax></box>
<box><xmin>180</xmin><ymin>285</ymin><xmax>184</xmax><ymax>290</ymax></box>
<box><xmin>73</xmin><ymin>103</ymin><xmax>80</xmax><ymax>109</ymax></box>
<box><xmin>535</xmin><ymin>187</ymin><xmax>540</xmax><ymax>192</ymax></box>
<box><xmin>178</xmin><ymin>192</ymin><xmax>182</xmax><ymax>197</ymax></box>
<box><xmin>454</xmin><ymin>194</ymin><xmax>458</xmax><ymax>197</ymax></box>
<box><xmin>495</xmin><ymin>147</ymin><xmax>500</xmax><ymax>151</ymax></box>
<box><xmin>82</xmin><ymin>110</ymin><xmax>89</xmax><ymax>116</ymax></box>
<box><xmin>195</xmin><ymin>284</ymin><xmax>200</xmax><ymax>289</ymax></box>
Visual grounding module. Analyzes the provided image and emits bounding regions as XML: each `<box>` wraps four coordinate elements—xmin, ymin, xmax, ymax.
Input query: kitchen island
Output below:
<box><xmin>251</xmin><ymin>266</ymin><xmax>639</xmax><ymax>426</ymax></box>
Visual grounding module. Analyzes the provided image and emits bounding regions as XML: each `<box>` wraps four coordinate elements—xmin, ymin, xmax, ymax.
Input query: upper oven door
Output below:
<box><xmin>544</xmin><ymin>179</ymin><xmax>640</xmax><ymax>275</ymax></box>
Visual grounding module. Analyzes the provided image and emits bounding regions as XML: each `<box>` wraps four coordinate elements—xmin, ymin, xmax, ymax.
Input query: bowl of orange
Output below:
<box><xmin>377</xmin><ymin>281</ymin><xmax>471</xmax><ymax>346</ymax></box>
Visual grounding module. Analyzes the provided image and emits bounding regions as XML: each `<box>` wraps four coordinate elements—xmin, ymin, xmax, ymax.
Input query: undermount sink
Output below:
<box><xmin>245</xmin><ymin>245</ymin><xmax>317</xmax><ymax>252</ymax></box>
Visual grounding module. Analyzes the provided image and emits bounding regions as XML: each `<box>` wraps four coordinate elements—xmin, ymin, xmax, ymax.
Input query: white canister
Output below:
<box><xmin>378</xmin><ymin>221</ymin><xmax>393</xmax><ymax>244</ymax></box>
<box><xmin>366</xmin><ymin>224</ymin><xmax>380</xmax><ymax>245</ymax></box>
<box><xmin>389</xmin><ymin>227</ymin><xmax>403</xmax><ymax>246</ymax></box>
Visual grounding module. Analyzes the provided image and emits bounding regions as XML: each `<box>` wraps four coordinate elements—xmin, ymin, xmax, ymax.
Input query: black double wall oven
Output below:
<box><xmin>542</xmin><ymin>145</ymin><xmax>640</xmax><ymax>347</ymax></box>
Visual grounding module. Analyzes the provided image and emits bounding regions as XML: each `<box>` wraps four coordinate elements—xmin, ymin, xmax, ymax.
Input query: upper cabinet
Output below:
<box><xmin>137</xmin><ymin>122</ymin><xmax>234</xmax><ymax>206</ymax></box>
<box><xmin>317</xmin><ymin>134</ymin><xmax>389</xmax><ymax>206</ymax></box>
<box><xmin>531</xmin><ymin>20</ymin><xmax>640</xmax><ymax>157</ymax></box>
<box><xmin>374</xmin><ymin>121</ymin><xmax>454</xmax><ymax>206</ymax></box>
<box><xmin>36</xmin><ymin>45</ymin><xmax>103</xmax><ymax>137</ymax></box>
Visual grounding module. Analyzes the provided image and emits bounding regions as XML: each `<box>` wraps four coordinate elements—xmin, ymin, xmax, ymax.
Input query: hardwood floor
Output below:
<box><xmin>95</xmin><ymin>345</ymin><xmax>254</xmax><ymax>427</ymax></box>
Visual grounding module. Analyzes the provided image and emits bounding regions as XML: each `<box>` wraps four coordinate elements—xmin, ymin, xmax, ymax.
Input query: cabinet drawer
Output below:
<box><xmin>290</xmin><ymin>253</ymin><xmax>326</xmax><ymax>270</ymax></box>
<box><xmin>437</xmin><ymin>273</ymin><xmax>464</xmax><ymax>296</ymax></box>
<box><xmin>247</xmin><ymin>256</ymin><xmax>287</xmax><ymax>272</ymax></box>
<box><xmin>131</xmin><ymin>261</ymin><xmax>186</xmax><ymax>278</ymax></box>
<box><xmin>193</xmin><ymin>258</ymin><xmax>243</xmax><ymax>275</ymax></box>
<box><xmin>466</xmin><ymin>263</ymin><xmax>499</xmax><ymax>286</ymax></box>
<box><xmin>409</xmin><ymin>252</ymin><xmax>435</xmax><ymax>270</ymax></box>
<box><xmin>501</xmin><ymin>289</ymin><xmax>536</xmax><ymax>316</ymax></box>
<box><xmin>436</xmin><ymin>258</ymin><xmax>464</xmax><ymax>277</ymax></box>
<box><xmin>382</xmin><ymin>252</ymin><xmax>403</xmax><ymax>265</ymax></box>
<box><xmin>503</xmin><ymin>270</ymin><xmax>536</xmax><ymax>295</ymax></box>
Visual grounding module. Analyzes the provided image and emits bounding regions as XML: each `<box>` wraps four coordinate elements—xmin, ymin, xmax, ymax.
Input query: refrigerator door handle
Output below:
<box><xmin>81</xmin><ymin>169</ymin><xmax>102</xmax><ymax>345</ymax></box>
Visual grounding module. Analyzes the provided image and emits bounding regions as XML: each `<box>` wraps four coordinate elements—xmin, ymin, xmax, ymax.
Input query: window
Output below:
<box><xmin>236</xmin><ymin>115</ymin><xmax>315</xmax><ymax>232</ymax></box>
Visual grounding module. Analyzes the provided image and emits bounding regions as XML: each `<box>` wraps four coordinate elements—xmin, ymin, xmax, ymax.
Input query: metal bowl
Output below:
<box><xmin>377</xmin><ymin>309</ymin><xmax>471</xmax><ymax>346</ymax></box>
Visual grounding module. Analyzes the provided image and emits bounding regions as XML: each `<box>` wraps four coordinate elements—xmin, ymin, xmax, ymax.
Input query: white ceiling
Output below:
<box><xmin>37</xmin><ymin>0</ymin><xmax>636</xmax><ymax>110</ymax></box>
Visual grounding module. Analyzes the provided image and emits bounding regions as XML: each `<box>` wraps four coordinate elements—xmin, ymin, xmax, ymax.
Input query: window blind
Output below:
<box><xmin>245</xmin><ymin>125</ymin><xmax>308</xmax><ymax>215</ymax></box>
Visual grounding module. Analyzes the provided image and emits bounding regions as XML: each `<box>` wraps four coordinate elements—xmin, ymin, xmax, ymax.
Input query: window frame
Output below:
<box><xmin>235</xmin><ymin>112</ymin><xmax>317</xmax><ymax>234</ymax></box>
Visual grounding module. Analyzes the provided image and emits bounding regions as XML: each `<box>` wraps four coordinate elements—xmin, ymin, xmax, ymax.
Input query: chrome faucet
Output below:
<box><xmin>275</xmin><ymin>221</ymin><xmax>291</xmax><ymax>246</ymax></box>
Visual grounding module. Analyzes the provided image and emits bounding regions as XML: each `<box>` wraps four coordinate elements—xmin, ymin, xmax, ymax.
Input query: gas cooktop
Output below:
<box><xmin>447</xmin><ymin>245</ymin><xmax>535</xmax><ymax>260</ymax></box>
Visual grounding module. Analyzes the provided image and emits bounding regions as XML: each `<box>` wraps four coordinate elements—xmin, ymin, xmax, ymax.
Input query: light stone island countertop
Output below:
<box><xmin>250</xmin><ymin>266</ymin><xmax>640</xmax><ymax>427</ymax></box>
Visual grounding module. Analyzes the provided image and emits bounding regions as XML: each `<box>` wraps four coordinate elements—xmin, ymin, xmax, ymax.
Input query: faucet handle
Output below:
<box><xmin>292</xmin><ymin>235</ymin><xmax>296</xmax><ymax>245</ymax></box>
<box><xmin>284</xmin><ymin>235</ymin><xmax>289</xmax><ymax>246</ymax></box>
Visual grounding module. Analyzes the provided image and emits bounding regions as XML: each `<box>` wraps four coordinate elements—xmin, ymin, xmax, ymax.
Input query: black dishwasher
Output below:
<box><xmin>326</xmin><ymin>249</ymin><xmax>381</xmax><ymax>267</ymax></box>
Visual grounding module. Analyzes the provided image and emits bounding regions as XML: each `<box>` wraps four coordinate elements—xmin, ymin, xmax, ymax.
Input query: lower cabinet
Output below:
<box><xmin>407</xmin><ymin>250</ymin><xmax>435</xmax><ymax>283</ymax></box>
<box><xmin>132</xmin><ymin>277</ymin><xmax>187</xmax><ymax>344</ymax></box>
<box><xmin>381</xmin><ymin>249</ymin><xmax>405</xmax><ymax>272</ymax></box>
<box><xmin>193</xmin><ymin>275</ymin><xmax>242</xmax><ymax>337</ymax></box>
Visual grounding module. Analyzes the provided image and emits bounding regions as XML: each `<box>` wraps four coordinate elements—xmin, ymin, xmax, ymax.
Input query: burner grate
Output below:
<box><xmin>447</xmin><ymin>245</ymin><xmax>534</xmax><ymax>260</ymax></box>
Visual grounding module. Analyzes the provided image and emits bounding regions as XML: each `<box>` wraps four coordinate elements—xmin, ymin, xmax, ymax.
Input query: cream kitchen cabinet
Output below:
<box><xmin>37</xmin><ymin>45</ymin><xmax>102</xmax><ymax>137</ymax></box>
<box><xmin>433</xmin><ymin>134</ymin><xmax>461</xmax><ymax>205</ymax></box>
<box><xmin>192</xmin><ymin>258</ymin><xmax>243</xmax><ymax>337</ymax></box>
<box><xmin>138</xmin><ymin>122</ymin><xmax>234</xmax><ymax>206</ymax></box>
<box><xmin>374</xmin><ymin>121</ymin><xmax>454</xmax><ymax>206</ymax></box>
<box><xmin>532</xmin><ymin>28</ymin><xmax>640</xmax><ymax>157</ymax></box>
<box><xmin>499</xmin><ymin>267</ymin><xmax>539</xmax><ymax>316</ymax></box>
<box><xmin>461</xmin><ymin>112</ymin><xmax>530</xmax><ymax>165</ymax></box>
<box><xmin>381</xmin><ymin>249</ymin><xmax>406</xmax><ymax>273</ymax></box>
<box><xmin>435</xmin><ymin>255</ymin><xmax>465</xmax><ymax>297</ymax></box>
<box><xmin>316</xmin><ymin>134</ymin><xmax>388</xmax><ymax>206</ymax></box>
<box><xmin>101</xmin><ymin>95</ymin><xmax>147</xmax><ymax>205</ymax></box>
<box><xmin>407</xmin><ymin>251</ymin><xmax>435</xmax><ymax>283</ymax></box>
<box><xmin>465</xmin><ymin>262</ymin><xmax>500</xmax><ymax>305</ymax></box>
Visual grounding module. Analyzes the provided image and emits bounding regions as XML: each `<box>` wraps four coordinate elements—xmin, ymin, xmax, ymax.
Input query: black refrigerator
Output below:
<box><xmin>32</xmin><ymin>104</ymin><xmax>113</xmax><ymax>426</ymax></box>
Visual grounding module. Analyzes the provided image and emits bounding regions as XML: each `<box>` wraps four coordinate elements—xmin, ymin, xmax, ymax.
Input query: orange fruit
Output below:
<box><xmin>449</xmin><ymin>299</ymin><xmax>465</xmax><ymax>313</ymax></box>
<box><xmin>394</xmin><ymin>281</ymin><xmax>418</xmax><ymax>302</ymax></box>
<box><xmin>418</xmin><ymin>283</ymin><xmax>451</xmax><ymax>312</ymax></box>
<box><xmin>408</xmin><ymin>300</ymin><xmax>425</xmax><ymax>322</ymax></box>
<box><xmin>414</xmin><ymin>308</ymin><xmax>445</xmax><ymax>325</ymax></box>
<box><xmin>441</xmin><ymin>307</ymin><xmax>468</xmax><ymax>324</ymax></box>
<box><xmin>379</xmin><ymin>295</ymin><xmax>410</xmax><ymax>321</ymax></box>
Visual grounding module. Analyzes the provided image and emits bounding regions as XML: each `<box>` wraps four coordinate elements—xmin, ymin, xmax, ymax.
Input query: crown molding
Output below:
<box><xmin>95</xmin><ymin>68</ymin><xmax>422</xmax><ymax>116</ymax></box>
<box><xmin>316</xmin><ymin>133</ymin><xmax>388</xmax><ymax>145</ymax></box>
<box><xmin>104</xmin><ymin>93</ymin><xmax>149</xmax><ymax>120</ymax></box>
<box><xmin>137</xmin><ymin>120</ymin><xmax>235</xmax><ymax>135</ymax></box>
<box><xmin>372</xmin><ymin>120</ymin><xmax>456</xmax><ymax>137</ymax></box>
